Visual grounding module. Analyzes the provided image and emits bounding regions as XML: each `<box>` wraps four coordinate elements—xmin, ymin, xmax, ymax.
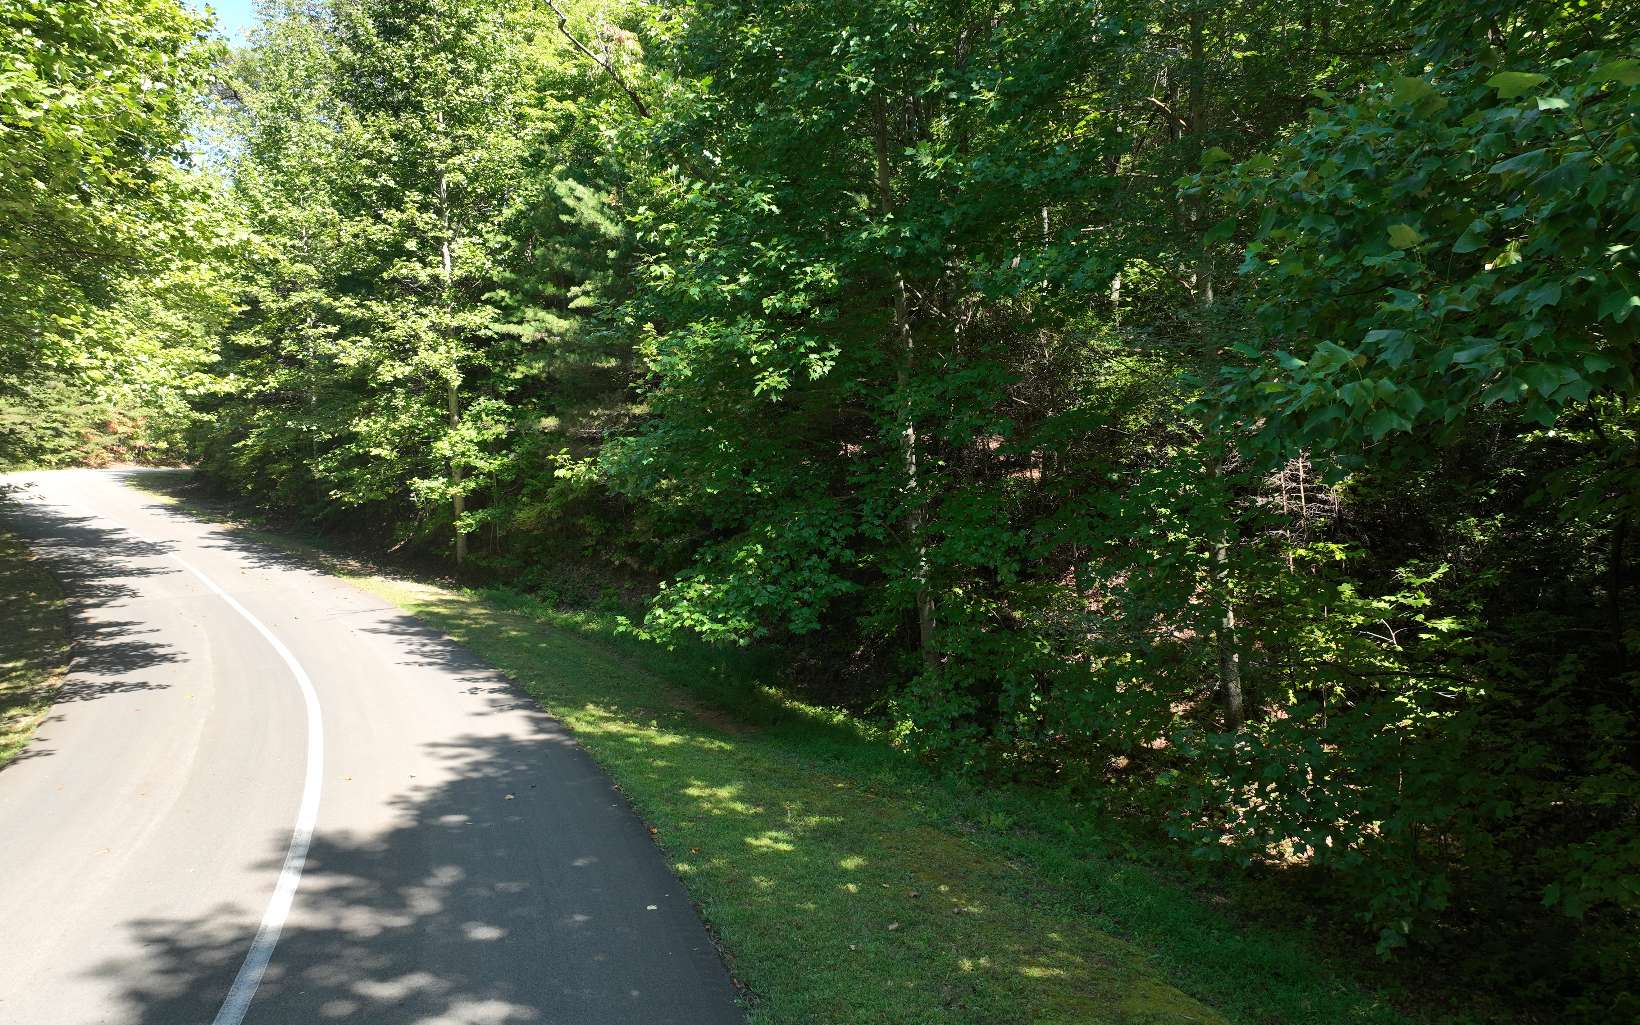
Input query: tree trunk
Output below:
<box><xmin>1188</xmin><ymin>5</ymin><xmax>1241</xmax><ymax>727</ymax></box>
<box><xmin>1213</xmin><ymin>538</ymin><xmax>1244</xmax><ymax>728</ymax></box>
<box><xmin>1612</xmin><ymin>512</ymin><xmax>1629</xmax><ymax>673</ymax></box>
<box><xmin>447</xmin><ymin>379</ymin><xmax>466</xmax><ymax>566</ymax></box>
<box><xmin>873</xmin><ymin>97</ymin><xmax>936</xmax><ymax>670</ymax></box>
<box><xmin>436</xmin><ymin>131</ymin><xmax>466</xmax><ymax>566</ymax></box>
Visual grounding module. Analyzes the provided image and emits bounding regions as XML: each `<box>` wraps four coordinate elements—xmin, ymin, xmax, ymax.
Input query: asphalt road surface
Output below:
<box><xmin>0</xmin><ymin>469</ymin><xmax>742</xmax><ymax>1025</ymax></box>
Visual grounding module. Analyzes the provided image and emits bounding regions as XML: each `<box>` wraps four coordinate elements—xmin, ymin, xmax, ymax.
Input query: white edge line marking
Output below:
<box><xmin>183</xmin><ymin>551</ymin><xmax>325</xmax><ymax>1025</ymax></box>
<box><xmin>29</xmin><ymin>487</ymin><xmax>324</xmax><ymax>1025</ymax></box>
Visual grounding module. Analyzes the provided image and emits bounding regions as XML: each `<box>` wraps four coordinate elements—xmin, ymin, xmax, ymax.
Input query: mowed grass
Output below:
<box><xmin>129</xmin><ymin>473</ymin><xmax>1421</xmax><ymax>1025</ymax></box>
<box><xmin>0</xmin><ymin>527</ymin><xmax>70</xmax><ymax>766</ymax></box>
<box><xmin>348</xmin><ymin>578</ymin><xmax>1416</xmax><ymax>1025</ymax></box>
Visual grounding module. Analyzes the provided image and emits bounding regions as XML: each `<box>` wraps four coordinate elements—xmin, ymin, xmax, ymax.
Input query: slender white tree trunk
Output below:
<box><xmin>435</xmin><ymin>117</ymin><xmax>466</xmax><ymax>566</ymax></box>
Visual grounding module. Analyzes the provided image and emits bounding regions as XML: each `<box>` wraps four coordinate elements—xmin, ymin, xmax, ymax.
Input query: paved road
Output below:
<box><xmin>0</xmin><ymin>469</ymin><xmax>741</xmax><ymax>1025</ymax></box>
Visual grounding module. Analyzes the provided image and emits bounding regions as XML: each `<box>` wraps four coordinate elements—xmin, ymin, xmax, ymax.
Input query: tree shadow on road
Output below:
<box><xmin>88</xmin><ymin>722</ymin><xmax>741</xmax><ymax>1023</ymax></box>
<box><xmin>113</xmin><ymin>468</ymin><xmax>417</xmax><ymax>585</ymax></box>
<box><xmin>0</xmin><ymin>490</ymin><xmax>182</xmax><ymax>768</ymax></box>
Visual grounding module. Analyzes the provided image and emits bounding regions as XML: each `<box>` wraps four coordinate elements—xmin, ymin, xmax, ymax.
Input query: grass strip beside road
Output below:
<box><xmin>361</xmin><ymin>577</ymin><xmax>1236</xmax><ymax>1025</ymax></box>
<box><xmin>131</xmin><ymin>473</ymin><xmax>1416</xmax><ymax>1025</ymax></box>
<box><xmin>0</xmin><ymin>528</ymin><xmax>70</xmax><ymax>767</ymax></box>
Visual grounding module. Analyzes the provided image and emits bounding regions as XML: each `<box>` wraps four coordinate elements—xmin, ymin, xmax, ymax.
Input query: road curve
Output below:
<box><xmin>0</xmin><ymin>468</ymin><xmax>741</xmax><ymax>1025</ymax></box>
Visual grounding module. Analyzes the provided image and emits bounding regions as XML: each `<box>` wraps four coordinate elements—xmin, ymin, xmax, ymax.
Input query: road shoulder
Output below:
<box><xmin>0</xmin><ymin>525</ymin><xmax>70</xmax><ymax>768</ymax></box>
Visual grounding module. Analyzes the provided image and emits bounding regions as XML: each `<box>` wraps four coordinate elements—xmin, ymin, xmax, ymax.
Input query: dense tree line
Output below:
<box><xmin>0</xmin><ymin>0</ymin><xmax>225</xmax><ymax>466</ymax></box>
<box><xmin>3</xmin><ymin>0</ymin><xmax>1636</xmax><ymax>1016</ymax></box>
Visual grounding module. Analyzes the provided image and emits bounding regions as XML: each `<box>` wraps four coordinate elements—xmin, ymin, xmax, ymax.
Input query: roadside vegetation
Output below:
<box><xmin>371</xmin><ymin>579</ymin><xmax>1407</xmax><ymax>1025</ymax></box>
<box><xmin>132</xmin><ymin>472</ymin><xmax>1419</xmax><ymax>1025</ymax></box>
<box><xmin>0</xmin><ymin>527</ymin><xmax>69</xmax><ymax>767</ymax></box>
<box><xmin>3</xmin><ymin>1</ymin><xmax>1636</xmax><ymax>1021</ymax></box>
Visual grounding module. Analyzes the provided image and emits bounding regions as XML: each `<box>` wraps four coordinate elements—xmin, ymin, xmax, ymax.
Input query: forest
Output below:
<box><xmin>2</xmin><ymin>0</ymin><xmax>1637</xmax><ymax>1019</ymax></box>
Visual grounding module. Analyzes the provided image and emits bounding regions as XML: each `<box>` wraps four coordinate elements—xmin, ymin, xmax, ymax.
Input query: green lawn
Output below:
<box><xmin>362</xmin><ymin>577</ymin><xmax>1418</xmax><ymax>1025</ymax></box>
<box><xmin>132</xmin><ymin>473</ymin><xmax>1428</xmax><ymax>1025</ymax></box>
<box><xmin>0</xmin><ymin>527</ymin><xmax>69</xmax><ymax>767</ymax></box>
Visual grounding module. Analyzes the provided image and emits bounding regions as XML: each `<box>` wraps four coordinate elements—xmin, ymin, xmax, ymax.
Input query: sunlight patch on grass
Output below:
<box><xmin>743</xmin><ymin>831</ymin><xmax>797</xmax><ymax>853</ymax></box>
<box><xmin>352</xmin><ymin>574</ymin><xmax>1235</xmax><ymax>1025</ymax></box>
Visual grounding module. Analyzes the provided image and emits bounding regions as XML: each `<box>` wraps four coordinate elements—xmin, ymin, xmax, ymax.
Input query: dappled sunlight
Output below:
<box><xmin>564</xmin><ymin>703</ymin><xmax>735</xmax><ymax>753</ymax></box>
<box><xmin>742</xmin><ymin>830</ymin><xmax>796</xmax><ymax>854</ymax></box>
<box><xmin>0</xmin><ymin>531</ymin><xmax>65</xmax><ymax>764</ymax></box>
<box><xmin>681</xmin><ymin>780</ymin><xmax>762</xmax><ymax>817</ymax></box>
<box><xmin>114</xmin><ymin>475</ymin><xmax>1241</xmax><ymax>1024</ymax></box>
<box><xmin>1</xmin><ymin>497</ymin><xmax>182</xmax><ymax>692</ymax></box>
<box><xmin>1</xmin><ymin>489</ymin><xmax>191</xmax><ymax>773</ymax></box>
<box><xmin>352</xmin><ymin>574</ymin><xmax>1234</xmax><ymax>1025</ymax></box>
<box><xmin>5</xmin><ymin>0</ymin><xmax>1619</xmax><ymax>1010</ymax></box>
<box><xmin>86</xmin><ymin>731</ymin><xmax>737</xmax><ymax>1024</ymax></box>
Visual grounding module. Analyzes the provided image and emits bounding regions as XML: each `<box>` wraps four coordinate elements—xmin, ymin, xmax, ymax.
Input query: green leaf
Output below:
<box><xmin>1535</xmin><ymin>150</ymin><xmax>1591</xmax><ymax>195</ymax></box>
<box><xmin>1520</xmin><ymin>363</ymin><xmax>1574</xmax><ymax>396</ymax></box>
<box><xmin>1394</xmin><ymin>386</ymin><xmax>1426</xmax><ymax>418</ymax></box>
<box><xmin>1393</xmin><ymin>76</ymin><xmax>1435</xmax><ymax>103</ymax></box>
<box><xmin>1525</xmin><ymin>282</ymin><xmax>1562</xmax><ymax>310</ymax></box>
<box><xmin>1598</xmin><ymin>289</ymin><xmax>1640</xmax><ymax>323</ymax></box>
<box><xmin>1488</xmin><ymin>149</ymin><xmax>1548</xmax><ymax>175</ymax></box>
<box><xmin>1451</xmin><ymin>342</ymin><xmax>1496</xmax><ymax>366</ymax></box>
<box><xmin>1203</xmin><ymin>217</ymin><xmax>1236</xmax><ymax>245</ymax></box>
<box><xmin>1240</xmin><ymin>152</ymin><xmax>1276</xmax><ymax>175</ymax></box>
<box><xmin>1387</xmin><ymin>223</ymin><xmax>1424</xmax><ymax>249</ymax></box>
<box><xmin>1364</xmin><ymin>407</ymin><xmax>1411</xmax><ymax>439</ymax></box>
<box><xmin>1481</xmin><ymin>376</ymin><xmax>1527</xmax><ymax>405</ymax></box>
<box><xmin>1453</xmin><ymin>219</ymin><xmax>1491</xmax><ymax>254</ymax></box>
<box><xmin>1535</xmin><ymin>96</ymin><xmax>1569</xmax><ymax>111</ymax></box>
<box><xmin>1363</xmin><ymin>329</ymin><xmax>1405</xmax><ymax>346</ymax></box>
<box><xmin>1366</xmin><ymin>329</ymin><xmax>1414</xmax><ymax>368</ymax></box>
<box><xmin>1487</xmin><ymin>71</ymin><xmax>1550</xmax><ymax>99</ymax></box>
<box><xmin>1590</xmin><ymin>59</ymin><xmax>1640</xmax><ymax>86</ymax></box>
<box><xmin>1385</xmin><ymin>288</ymin><xmax>1423</xmax><ymax>311</ymax></box>
<box><xmin>1200</xmin><ymin>146</ymin><xmax>1232</xmax><ymax>167</ymax></box>
<box><xmin>1307</xmin><ymin>341</ymin><xmax>1357</xmax><ymax>375</ymax></box>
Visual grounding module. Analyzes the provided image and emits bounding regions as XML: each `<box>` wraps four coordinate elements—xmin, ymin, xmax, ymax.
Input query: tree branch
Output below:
<box><xmin>1145</xmin><ymin>96</ymin><xmax>1188</xmax><ymax>132</ymax></box>
<box><xmin>543</xmin><ymin>0</ymin><xmax>650</xmax><ymax>119</ymax></box>
<box><xmin>540</xmin><ymin>1</ymin><xmax>717</xmax><ymax>182</ymax></box>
